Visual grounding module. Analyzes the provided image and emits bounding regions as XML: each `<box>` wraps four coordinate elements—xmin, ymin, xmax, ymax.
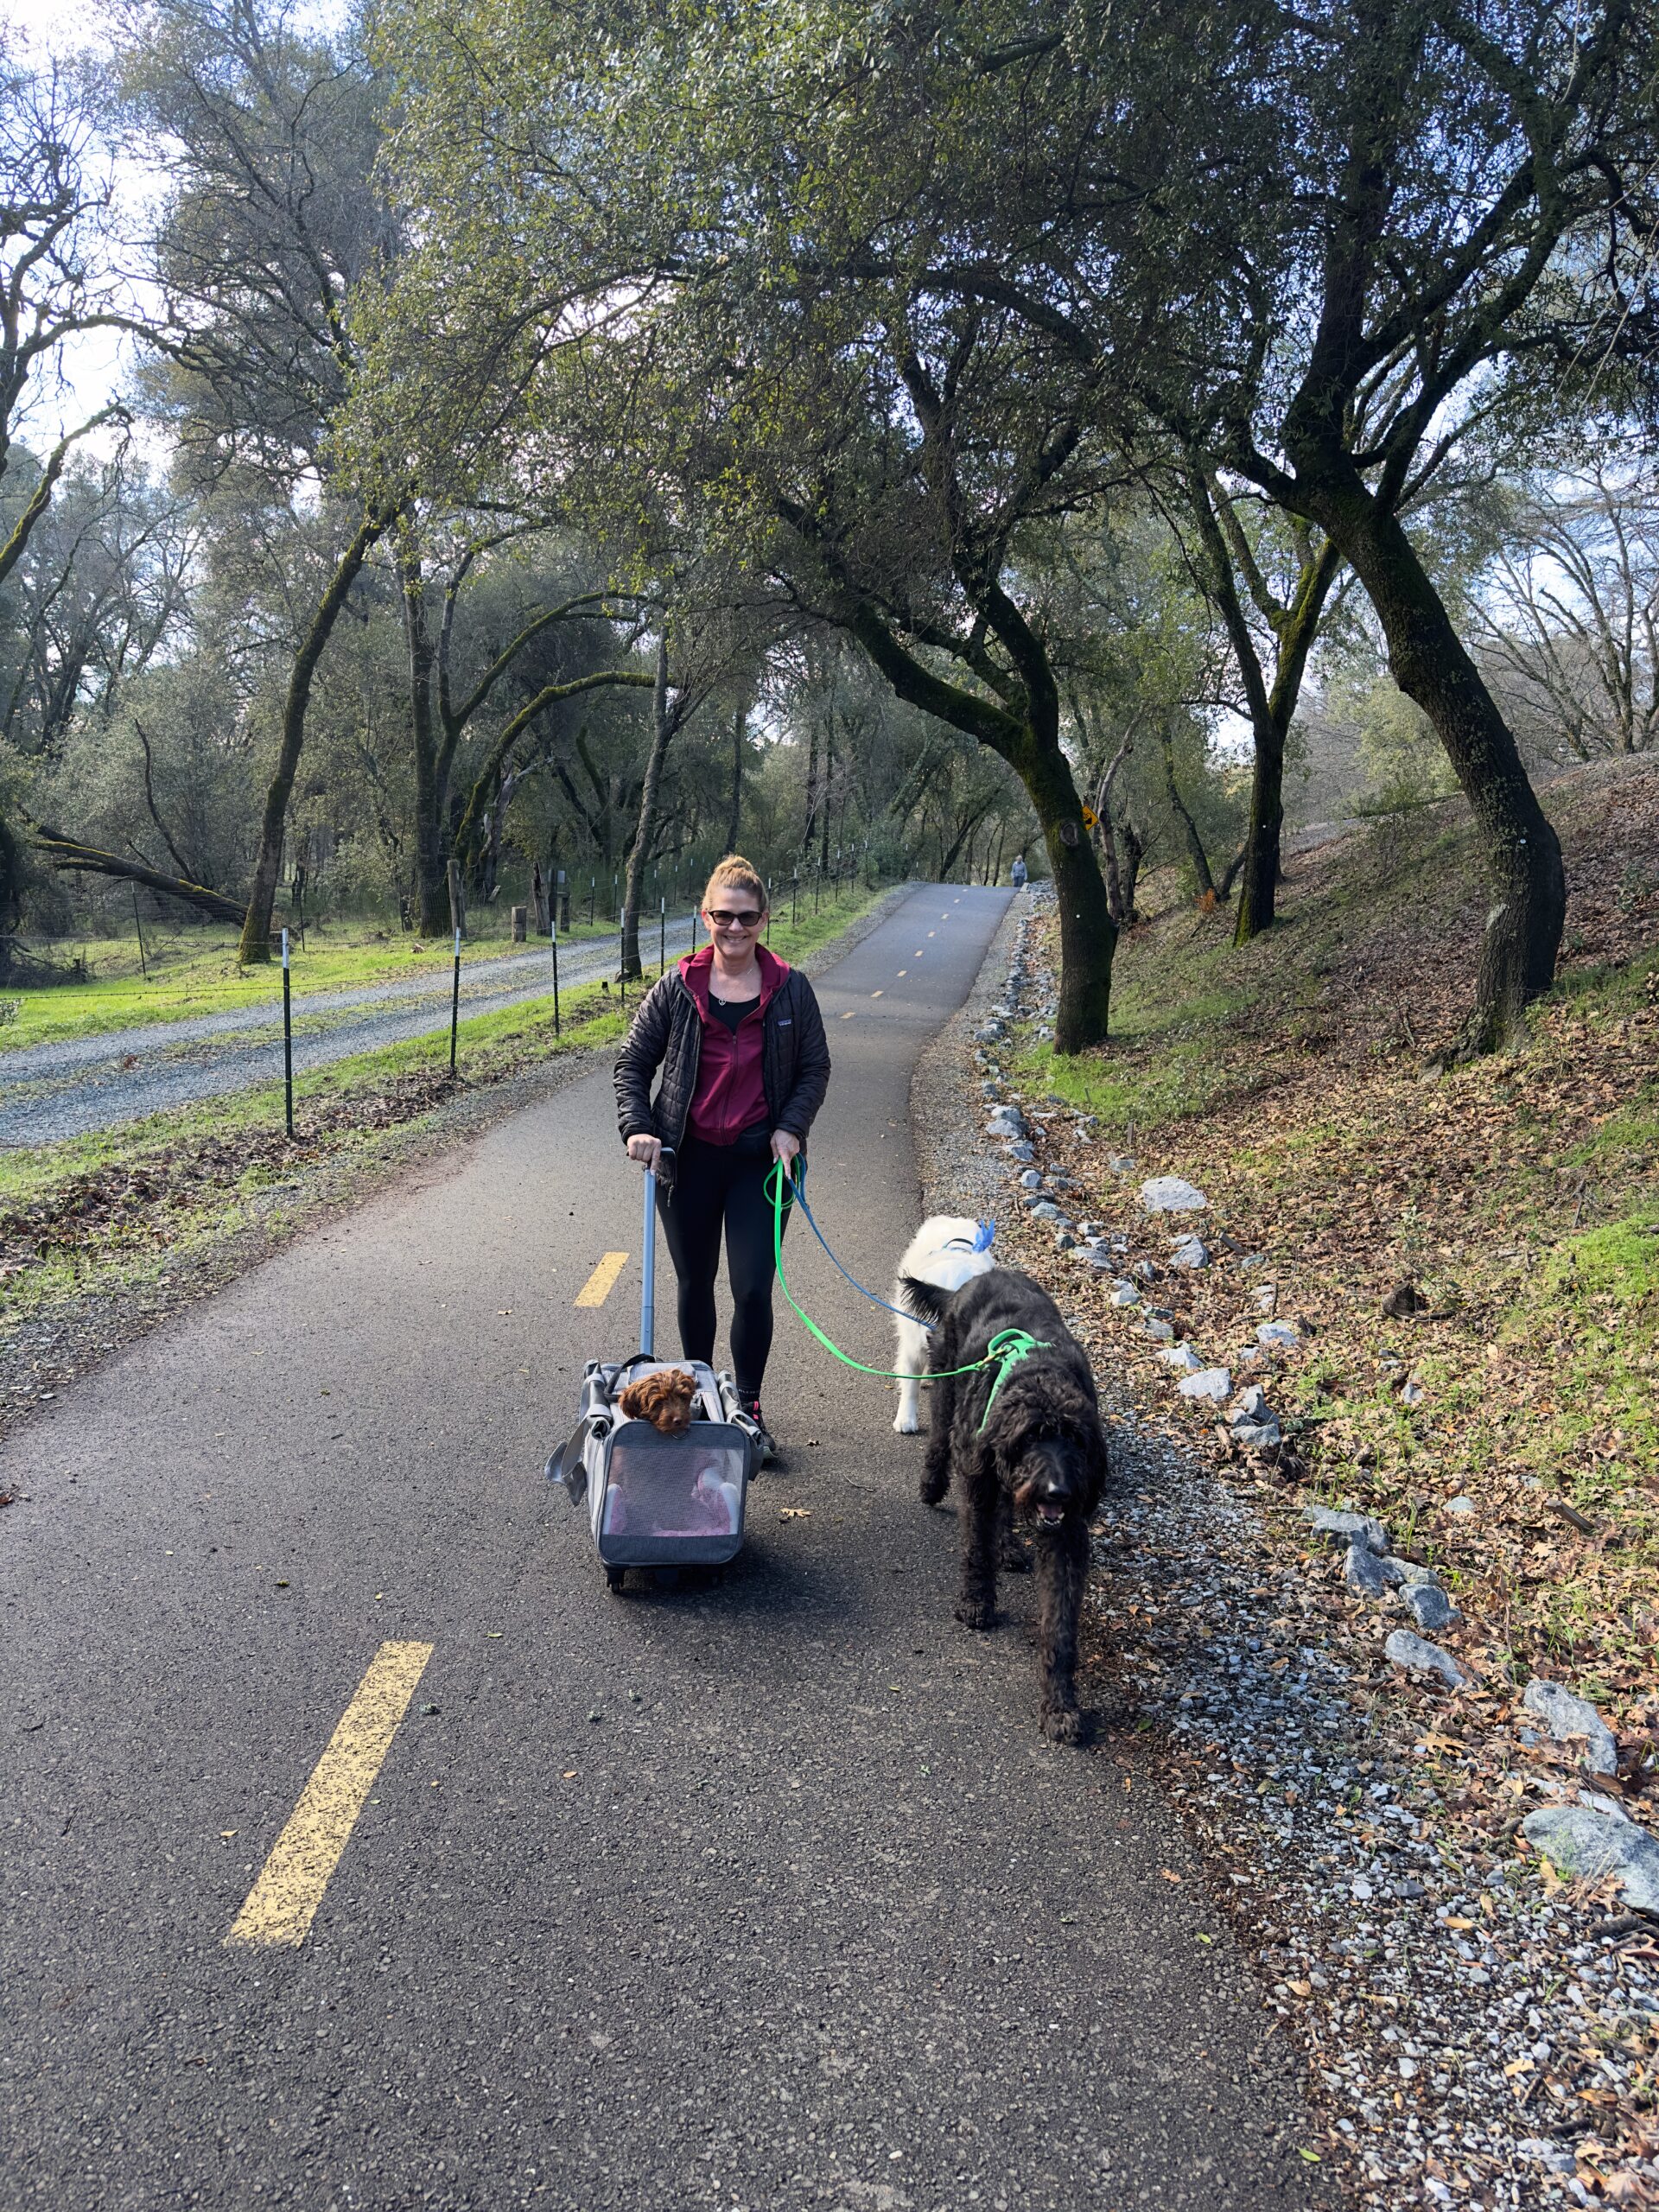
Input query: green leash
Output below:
<box><xmin>764</xmin><ymin>1162</ymin><xmax>1047</xmax><ymax>1422</ymax></box>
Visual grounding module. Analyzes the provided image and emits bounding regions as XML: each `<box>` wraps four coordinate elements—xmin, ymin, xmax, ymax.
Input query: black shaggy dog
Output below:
<box><xmin>901</xmin><ymin>1265</ymin><xmax>1108</xmax><ymax>1743</ymax></box>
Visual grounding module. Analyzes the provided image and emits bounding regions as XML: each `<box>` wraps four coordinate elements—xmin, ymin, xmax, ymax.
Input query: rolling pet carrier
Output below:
<box><xmin>547</xmin><ymin>1157</ymin><xmax>761</xmax><ymax>1590</ymax></box>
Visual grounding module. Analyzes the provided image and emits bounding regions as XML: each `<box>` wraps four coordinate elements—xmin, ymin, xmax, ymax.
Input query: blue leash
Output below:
<box><xmin>786</xmin><ymin>1175</ymin><xmax>994</xmax><ymax>1329</ymax></box>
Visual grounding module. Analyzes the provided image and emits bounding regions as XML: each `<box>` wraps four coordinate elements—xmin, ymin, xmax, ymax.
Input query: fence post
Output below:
<box><xmin>132</xmin><ymin>887</ymin><xmax>148</xmax><ymax>982</ymax></box>
<box><xmin>282</xmin><ymin>926</ymin><xmax>294</xmax><ymax>1139</ymax></box>
<box><xmin>550</xmin><ymin>911</ymin><xmax>560</xmax><ymax>1037</ymax></box>
<box><xmin>449</xmin><ymin>926</ymin><xmax>461</xmax><ymax>1074</ymax></box>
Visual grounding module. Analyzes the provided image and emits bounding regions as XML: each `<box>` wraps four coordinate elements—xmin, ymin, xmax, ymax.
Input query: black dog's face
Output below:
<box><xmin>1010</xmin><ymin>1433</ymin><xmax>1093</xmax><ymax>1529</ymax></box>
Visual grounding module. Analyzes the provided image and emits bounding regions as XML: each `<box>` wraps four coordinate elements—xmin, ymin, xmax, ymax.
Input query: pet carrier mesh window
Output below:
<box><xmin>594</xmin><ymin>1424</ymin><xmax>749</xmax><ymax>1566</ymax></box>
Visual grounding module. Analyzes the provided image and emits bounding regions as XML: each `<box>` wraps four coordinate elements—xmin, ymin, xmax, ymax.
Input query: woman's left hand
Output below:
<box><xmin>770</xmin><ymin>1129</ymin><xmax>801</xmax><ymax>1178</ymax></box>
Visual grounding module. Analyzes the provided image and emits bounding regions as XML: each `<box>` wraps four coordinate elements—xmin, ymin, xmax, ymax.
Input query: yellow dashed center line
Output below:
<box><xmin>574</xmin><ymin>1251</ymin><xmax>629</xmax><ymax>1307</ymax></box>
<box><xmin>896</xmin><ymin>969</ymin><xmax>906</xmax><ymax>976</ymax></box>
<box><xmin>226</xmin><ymin>1640</ymin><xmax>434</xmax><ymax>1948</ymax></box>
<box><xmin>870</xmin><ymin>989</ymin><xmax>883</xmax><ymax>999</ymax></box>
<box><xmin>841</xmin><ymin>1009</ymin><xmax>856</xmax><ymax>1020</ymax></box>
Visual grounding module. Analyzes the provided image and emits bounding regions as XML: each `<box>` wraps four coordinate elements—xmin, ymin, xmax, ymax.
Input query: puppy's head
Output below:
<box><xmin>619</xmin><ymin>1368</ymin><xmax>699</xmax><ymax>1434</ymax></box>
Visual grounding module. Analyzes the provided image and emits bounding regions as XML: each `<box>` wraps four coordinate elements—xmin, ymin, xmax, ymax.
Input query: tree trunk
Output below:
<box><xmin>36</xmin><ymin>830</ymin><xmax>248</xmax><ymax>925</ymax></box>
<box><xmin>727</xmin><ymin>702</ymin><xmax>744</xmax><ymax>851</ymax></box>
<box><xmin>1161</xmin><ymin>732</ymin><xmax>1216</xmax><ymax>899</ymax></box>
<box><xmin>238</xmin><ymin>511</ymin><xmax>383</xmax><ymax>963</ymax></box>
<box><xmin>1024</xmin><ymin>739</ymin><xmax>1116</xmax><ymax>1051</ymax></box>
<box><xmin>1233</xmin><ymin>547</ymin><xmax>1342</xmax><ymax>944</ymax></box>
<box><xmin>621</xmin><ymin>634</ymin><xmax>673</xmax><ymax>980</ymax></box>
<box><xmin>1296</xmin><ymin>464</ymin><xmax>1565</xmax><ymax>1046</ymax></box>
<box><xmin>400</xmin><ymin>536</ymin><xmax>450</xmax><ymax>938</ymax></box>
<box><xmin>1118</xmin><ymin>816</ymin><xmax>1144</xmax><ymax>924</ymax></box>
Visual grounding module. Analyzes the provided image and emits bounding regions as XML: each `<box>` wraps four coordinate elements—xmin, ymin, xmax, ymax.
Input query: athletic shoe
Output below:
<box><xmin>741</xmin><ymin>1396</ymin><xmax>776</xmax><ymax>1468</ymax></box>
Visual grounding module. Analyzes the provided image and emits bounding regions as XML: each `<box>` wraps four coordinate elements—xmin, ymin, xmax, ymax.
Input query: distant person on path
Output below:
<box><xmin>614</xmin><ymin>855</ymin><xmax>830</xmax><ymax>1463</ymax></box>
<box><xmin>1009</xmin><ymin>853</ymin><xmax>1027</xmax><ymax>889</ymax></box>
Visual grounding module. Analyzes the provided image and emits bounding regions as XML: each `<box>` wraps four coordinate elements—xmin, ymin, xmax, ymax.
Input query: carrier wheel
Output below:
<box><xmin>604</xmin><ymin>1565</ymin><xmax>626</xmax><ymax>1592</ymax></box>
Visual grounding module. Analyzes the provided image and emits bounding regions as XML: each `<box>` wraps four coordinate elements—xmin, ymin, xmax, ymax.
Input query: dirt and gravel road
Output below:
<box><xmin>0</xmin><ymin>916</ymin><xmax>701</xmax><ymax>1147</ymax></box>
<box><xmin>2</xmin><ymin>885</ymin><xmax>1324</xmax><ymax>2212</ymax></box>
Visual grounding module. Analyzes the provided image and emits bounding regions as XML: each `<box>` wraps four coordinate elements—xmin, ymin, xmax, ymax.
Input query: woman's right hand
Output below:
<box><xmin>626</xmin><ymin>1134</ymin><xmax>663</xmax><ymax>1171</ymax></box>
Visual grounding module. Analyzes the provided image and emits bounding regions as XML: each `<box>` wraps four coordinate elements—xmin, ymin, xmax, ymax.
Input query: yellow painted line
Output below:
<box><xmin>928</xmin><ymin>931</ymin><xmax>936</xmax><ymax>938</ymax></box>
<box><xmin>227</xmin><ymin>1640</ymin><xmax>433</xmax><ymax>1948</ymax></box>
<box><xmin>870</xmin><ymin>989</ymin><xmax>883</xmax><ymax>998</ymax></box>
<box><xmin>896</xmin><ymin>969</ymin><xmax>906</xmax><ymax>976</ymax></box>
<box><xmin>841</xmin><ymin>1009</ymin><xmax>856</xmax><ymax>1020</ymax></box>
<box><xmin>574</xmin><ymin>1251</ymin><xmax>629</xmax><ymax>1307</ymax></box>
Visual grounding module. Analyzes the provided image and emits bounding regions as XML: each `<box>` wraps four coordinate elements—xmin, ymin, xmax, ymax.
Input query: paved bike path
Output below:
<box><xmin>1</xmin><ymin>885</ymin><xmax>1321</xmax><ymax>2211</ymax></box>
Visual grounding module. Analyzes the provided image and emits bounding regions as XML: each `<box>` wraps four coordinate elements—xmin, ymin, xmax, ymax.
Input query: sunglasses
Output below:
<box><xmin>705</xmin><ymin>908</ymin><xmax>763</xmax><ymax>928</ymax></box>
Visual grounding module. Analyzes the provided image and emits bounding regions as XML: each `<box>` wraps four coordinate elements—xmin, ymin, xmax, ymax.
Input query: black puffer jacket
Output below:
<box><xmin>613</xmin><ymin>956</ymin><xmax>831</xmax><ymax>1156</ymax></box>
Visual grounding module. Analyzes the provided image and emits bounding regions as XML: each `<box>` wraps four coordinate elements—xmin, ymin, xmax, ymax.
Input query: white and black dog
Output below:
<box><xmin>891</xmin><ymin>1216</ymin><xmax>996</xmax><ymax>1433</ymax></box>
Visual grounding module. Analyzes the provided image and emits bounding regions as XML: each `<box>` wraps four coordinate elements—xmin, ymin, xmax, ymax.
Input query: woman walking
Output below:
<box><xmin>613</xmin><ymin>856</ymin><xmax>830</xmax><ymax>1462</ymax></box>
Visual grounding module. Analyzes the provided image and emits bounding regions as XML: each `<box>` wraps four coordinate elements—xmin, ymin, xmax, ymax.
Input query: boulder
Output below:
<box><xmin>1384</xmin><ymin>1629</ymin><xmax>1469</xmax><ymax>1689</ymax></box>
<box><xmin>986</xmin><ymin>1105</ymin><xmax>1027</xmax><ymax>1137</ymax></box>
<box><xmin>1007</xmin><ymin>1141</ymin><xmax>1034</xmax><ymax>1162</ymax></box>
<box><xmin>1141</xmin><ymin>1318</ymin><xmax>1177</xmax><ymax>1344</ymax></box>
<box><xmin>1109</xmin><ymin>1280</ymin><xmax>1141</xmax><ymax>1307</ymax></box>
<box><xmin>1230</xmin><ymin>1384</ymin><xmax>1271</xmax><ymax>1426</ymax></box>
<box><xmin>1140</xmin><ymin>1175</ymin><xmax>1207</xmax><ymax>1213</ymax></box>
<box><xmin>1443</xmin><ymin>1495</ymin><xmax>1476</xmax><ymax>1516</ymax></box>
<box><xmin>1522</xmin><ymin>1681</ymin><xmax>1619</xmax><ymax>1777</ymax></box>
<box><xmin>1304</xmin><ymin>1505</ymin><xmax>1390</xmax><ymax>1556</ymax></box>
<box><xmin>1522</xmin><ymin>1807</ymin><xmax>1659</xmax><ymax>1912</ymax></box>
<box><xmin>1170</xmin><ymin>1234</ymin><xmax>1211</xmax><ymax>1268</ymax></box>
<box><xmin>1107</xmin><ymin>1154</ymin><xmax>1137</xmax><ymax>1178</ymax></box>
<box><xmin>1232</xmin><ymin>1420</ymin><xmax>1282</xmax><ymax>1450</ymax></box>
<box><xmin>1256</xmin><ymin>1319</ymin><xmax>1303</xmax><ymax>1351</ymax></box>
<box><xmin>1400</xmin><ymin>1582</ymin><xmax>1459</xmax><ymax>1634</ymax></box>
<box><xmin>1020</xmin><ymin>1168</ymin><xmax>1044</xmax><ymax>1190</ymax></box>
<box><xmin>1177</xmin><ymin>1366</ymin><xmax>1232</xmax><ymax>1402</ymax></box>
<box><xmin>1344</xmin><ymin>1543</ymin><xmax>1387</xmax><ymax>1599</ymax></box>
<box><xmin>1158</xmin><ymin>1344</ymin><xmax>1205</xmax><ymax>1375</ymax></box>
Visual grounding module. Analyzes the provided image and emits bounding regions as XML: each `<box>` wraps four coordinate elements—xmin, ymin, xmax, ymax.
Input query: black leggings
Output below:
<box><xmin>659</xmin><ymin>1132</ymin><xmax>791</xmax><ymax>1401</ymax></box>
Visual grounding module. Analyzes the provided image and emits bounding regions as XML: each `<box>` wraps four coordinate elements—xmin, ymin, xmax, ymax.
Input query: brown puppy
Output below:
<box><xmin>618</xmin><ymin>1367</ymin><xmax>700</xmax><ymax>1435</ymax></box>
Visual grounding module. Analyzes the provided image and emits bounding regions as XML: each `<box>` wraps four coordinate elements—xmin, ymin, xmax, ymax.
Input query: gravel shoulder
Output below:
<box><xmin>908</xmin><ymin>887</ymin><xmax>1659</xmax><ymax>2211</ymax></box>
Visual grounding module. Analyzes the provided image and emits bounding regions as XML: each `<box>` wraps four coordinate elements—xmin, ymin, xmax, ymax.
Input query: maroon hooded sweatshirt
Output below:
<box><xmin>678</xmin><ymin>942</ymin><xmax>791</xmax><ymax>1144</ymax></box>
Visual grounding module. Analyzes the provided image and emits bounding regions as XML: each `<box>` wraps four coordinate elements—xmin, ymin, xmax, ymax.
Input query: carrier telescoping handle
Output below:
<box><xmin>639</xmin><ymin>1147</ymin><xmax>673</xmax><ymax>1359</ymax></box>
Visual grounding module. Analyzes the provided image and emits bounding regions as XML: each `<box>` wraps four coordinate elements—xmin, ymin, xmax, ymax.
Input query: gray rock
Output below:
<box><xmin>1140</xmin><ymin>1174</ymin><xmax>1207</xmax><ymax>1213</ymax></box>
<box><xmin>1401</xmin><ymin>1582</ymin><xmax>1459</xmax><ymax>1634</ymax></box>
<box><xmin>1158</xmin><ymin>1344</ymin><xmax>1205</xmax><ymax>1375</ymax></box>
<box><xmin>1522</xmin><ymin>1807</ymin><xmax>1659</xmax><ymax>1912</ymax></box>
<box><xmin>1020</xmin><ymin>1167</ymin><xmax>1044</xmax><ymax>1190</ymax></box>
<box><xmin>1177</xmin><ymin>1366</ymin><xmax>1232</xmax><ymax>1402</ymax></box>
<box><xmin>1256</xmin><ymin>1319</ymin><xmax>1303</xmax><ymax>1351</ymax></box>
<box><xmin>1231</xmin><ymin>1383</ymin><xmax>1271</xmax><ymax>1425</ymax></box>
<box><xmin>985</xmin><ymin>1107</ymin><xmax>1023</xmax><ymax>1136</ymax></box>
<box><xmin>1401</xmin><ymin>1376</ymin><xmax>1427</xmax><ymax>1407</ymax></box>
<box><xmin>1344</xmin><ymin>1542</ymin><xmax>1388</xmax><ymax>1599</ymax></box>
<box><xmin>1079</xmin><ymin>1248</ymin><xmax>1117</xmax><ymax>1272</ymax></box>
<box><xmin>1443</xmin><ymin>1495</ymin><xmax>1476</xmax><ymax>1516</ymax></box>
<box><xmin>1232</xmin><ymin>1420</ymin><xmax>1282</xmax><ymax>1450</ymax></box>
<box><xmin>1170</xmin><ymin>1235</ymin><xmax>1211</xmax><ymax>1268</ymax></box>
<box><xmin>1384</xmin><ymin>1629</ymin><xmax>1469</xmax><ymax>1689</ymax></box>
<box><xmin>1030</xmin><ymin>1201</ymin><xmax>1063</xmax><ymax>1222</ymax></box>
<box><xmin>1055</xmin><ymin>1230</ymin><xmax>1077</xmax><ymax>1251</ymax></box>
<box><xmin>1141</xmin><ymin>1318</ymin><xmax>1176</xmax><ymax>1343</ymax></box>
<box><xmin>1132</xmin><ymin>1257</ymin><xmax>1160</xmax><ymax>1281</ymax></box>
<box><xmin>1522</xmin><ymin>1681</ymin><xmax>1619</xmax><ymax>1777</ymax></box>
<box><xmin>1107</xmin><ymin>1154</ymin><xmax>1137</xmax><ymax>1177</ymax></box>
<box><xmin>1007</xmin><ymin>1140</ymin><xmax>1034</xmax><ymax>1162</ymax></box>
<box><xmin>1253</xmin><ymin>1285</ymin><xmax>1278</xmax><ymax>1313</ymax></box>
<box><xmin>976</xmin><ymin>1023</ymin><xmax>1005</xmax><ymax>1044</ymax></box>
<box><xmin>1109</xmin><ymin>1279</ymin><xmax>1141</xmax><ymax>1307</ymax></box>
<box><xmin>1304</xmin><ymin>1505</ymin><xmax>1390</xmax><ymax>1556</ymax></box>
